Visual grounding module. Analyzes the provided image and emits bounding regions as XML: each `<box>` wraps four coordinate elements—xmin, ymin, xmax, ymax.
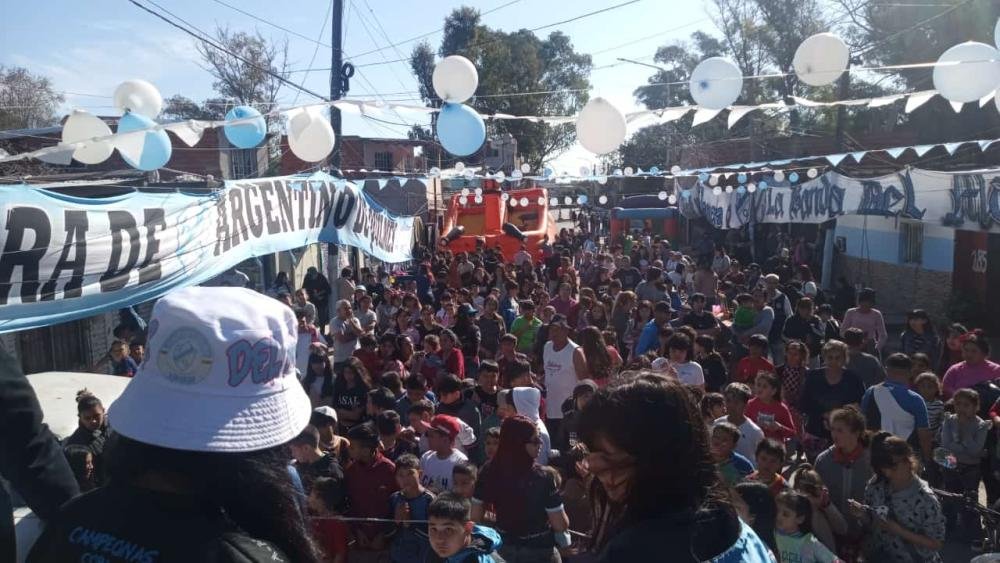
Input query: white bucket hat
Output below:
<box><xmin>108</xmin><ymin>286</ymin><xmax>311</xmax><ymax>452</ymax></box>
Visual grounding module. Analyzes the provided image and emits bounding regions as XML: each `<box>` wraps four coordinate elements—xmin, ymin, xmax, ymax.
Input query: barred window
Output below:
<box><xmin>374</xmin><ymin>151</ymin><xmax>393</xmax><ymax>171</ymax></box>
<box><xmin>899</xmin><ymin>221</ymin><xmax>923</xmax><ymax>264</ymax></box>
<box><xmin>230</xmin><ymin>148</ymin><xmax>258</xmax><ymax>179</ymax></box>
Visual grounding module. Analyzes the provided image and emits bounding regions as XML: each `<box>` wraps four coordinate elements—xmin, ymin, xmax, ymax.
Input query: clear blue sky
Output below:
<box><xmin>1</xmin><ymin>0</ymin><xmax>712</xmax><ymax>169</ymax></box>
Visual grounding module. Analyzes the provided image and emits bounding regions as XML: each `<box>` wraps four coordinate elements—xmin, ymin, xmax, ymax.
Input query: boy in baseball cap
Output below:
<box><xmin>420</xmin><ymin>415</ymin><xmax>469</xmax><ymax>494</ymax></box>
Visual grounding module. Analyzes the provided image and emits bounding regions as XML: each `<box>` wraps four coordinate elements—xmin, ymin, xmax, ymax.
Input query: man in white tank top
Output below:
<box><xmin>543</xmin><ymin>314</ymin><xmax>588</xmax><ymax>440</ymax></box>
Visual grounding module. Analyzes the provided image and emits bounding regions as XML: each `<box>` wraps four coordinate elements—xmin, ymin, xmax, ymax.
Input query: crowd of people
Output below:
<box><xmin>29</xmin><ymin>225</ymin><xmax>1000</xmax><ymax>563</ymax></box>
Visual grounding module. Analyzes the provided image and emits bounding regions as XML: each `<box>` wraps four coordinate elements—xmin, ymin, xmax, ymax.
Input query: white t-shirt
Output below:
<box><xmin>543</xmin><ymin>339</ymin><xmax>580</xmax><ymax>420</ymax></box>
<box><xmin>714</xmin><ymin>416</ymin><xmax>765</xmax><ymax>462</ymax></box>
<box><xmin>330</xmin><ymin>317</ymin><xmax>359</xmax><ymax>362</ymax></box>
<box><xmin>420</xmin><ymin>449</ymin><xmax>468</xmax><ymax>494</ymax></box>
<box><xmin>672</xmin><ymin>361</ymin><xmax>705</xmax><ymax>387</ymax></box>
<box><xmin>356</xmin><ymin>309</ymin><xmax>377</xmax><ymax>332</ymax></box>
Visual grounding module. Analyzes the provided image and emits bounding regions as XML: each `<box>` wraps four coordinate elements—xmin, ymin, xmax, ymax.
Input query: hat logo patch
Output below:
<box><xmin>226</xmin><ymin>337</ymin><xmax>288</xmax><ymax>387</ymax></box>
<box><xmin>157</xmin><ymin>328</ymin><xmax>214</xmax><ymax>384</ymax></box>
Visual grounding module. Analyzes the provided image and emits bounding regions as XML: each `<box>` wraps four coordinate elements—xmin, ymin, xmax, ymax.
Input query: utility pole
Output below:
<box><xmin>327</xmin><ymin>0</ymin><xmax>360</xmax><ymax>292</ymax></box>
<box><xmin>330</xmin><ymin>0</ymin><xmax>344</xmax><ymax>169</ymax></box>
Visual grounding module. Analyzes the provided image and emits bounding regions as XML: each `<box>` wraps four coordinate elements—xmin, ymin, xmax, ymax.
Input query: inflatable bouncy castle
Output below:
<box><xmin>440</xmin><ymin>182</ymin><xmax>558</xmax><ymax>261</ymax></box>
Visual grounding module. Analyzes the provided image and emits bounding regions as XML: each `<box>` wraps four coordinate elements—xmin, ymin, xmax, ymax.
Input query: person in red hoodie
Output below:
<box><xmin>746</xmin><ymin>371</ymin><xmax>797</xmax><ymax>443</ymax></box>
<box><xmin>736</xmin><ymin>334</ymin><xmax>776</xmax><ymax>384</ymax></box>
<box><xmin>345</xmin><ymin>422</ymin><xmax>398</xmax><ymax>558</ymax></box>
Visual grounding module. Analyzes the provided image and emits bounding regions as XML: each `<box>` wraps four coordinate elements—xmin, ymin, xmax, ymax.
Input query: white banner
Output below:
<box><xmin>676</xmin><ymin>168</ymin><xmax>1000</xmax><ymax>231</ymax></box>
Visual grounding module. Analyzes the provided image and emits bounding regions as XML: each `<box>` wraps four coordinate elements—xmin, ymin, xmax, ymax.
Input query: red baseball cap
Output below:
<box><xmin>429</xmin><ymin>414</ymin><xmax>461</xmax><ymax>441</ymax></box>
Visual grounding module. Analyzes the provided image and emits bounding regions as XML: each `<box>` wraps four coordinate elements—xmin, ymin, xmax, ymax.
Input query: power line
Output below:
<box><xmin>128</xmin><ymin>0</ymin><xmax>328</xmax><ymax>101</ymax></box>
<box><xmin>208</xmin><ymin>0</ymin><xmax>334</xmax><ymax>49</ymax></box>
<box><xmin>348</xmin><ymin>0</ymin><xmax>525</xmax><ymax>60</ymax></box>
<box><xmin>348</xmin><ymin>0</ymin><xmax>414</xmax><ymax>92</ymax></box>
<box><xmin>292</xmin><ymin>0</ymin><xmax>334</xmax><ymax>105</ymax></box>
<box><xmin>354</xmin><ymin>0</ymin><xmax>645</xmax><ymax>68</ymax></box>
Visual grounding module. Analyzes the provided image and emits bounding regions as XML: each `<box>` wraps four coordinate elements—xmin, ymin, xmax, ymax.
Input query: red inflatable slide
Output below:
<box><xmin>440</xmin><ymin>184</ymin><xmax>558</xmax><ymax>261</ymax></box>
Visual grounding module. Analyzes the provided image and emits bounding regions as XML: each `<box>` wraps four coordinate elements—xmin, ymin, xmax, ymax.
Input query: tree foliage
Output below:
<box><xmin>196</xmin><ymin>27</ymin><xmax>289</xmax><ymax>106</ymax></box>
<box><xmin>409</xmin><ymin>7</ymin><xmax>591</xmax><ymax>169</ymax></box>
<box><xmin>0</xmin><ymin>66</ymin><xmax>64</xmax><ymax>130</ymax></box>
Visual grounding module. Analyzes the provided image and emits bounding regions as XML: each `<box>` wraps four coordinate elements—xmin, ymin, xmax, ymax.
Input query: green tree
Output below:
<box><xmin>161</xmin><ymin>95</ymin><xmax>227</xmax><ymax>121</ymax></box>
<box><xmin>0</xmin><ymin>66</ymin><xmax>64</xmax><ymax>130</ymax></box>
<box><xmin>409</xmin><ymin>7</ymin><xmax>592</xmax><ymax>170</ymax></box>
<box><xmin>833</xmin><ymin>0</ymin><xmax>1000</xmax><ymax>141</ymax></box>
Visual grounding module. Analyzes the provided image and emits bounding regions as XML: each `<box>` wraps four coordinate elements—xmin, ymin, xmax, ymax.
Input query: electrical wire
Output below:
<box><xmin>127</xmin><ymin>0</ymin><xmax>328</xmax><ymax>101</ymax></box>
<box><xmin>208</xmin><ymin>0</ymin><xmax>335</xmax><ymax>50</ymax></box>
<box><xmin>347</xmin><ymin>0</ymin><xmax>525</xmax><ymax>60</ymax></box>
<box><xmin>291</xmin><ymin>0</ymin><xmax>334</xmax><ymax>105</ymax></box>
<box><xmin>354</xmin><ymin>0</ymin><xmax>645</xmax><ymax>68</ymax></box>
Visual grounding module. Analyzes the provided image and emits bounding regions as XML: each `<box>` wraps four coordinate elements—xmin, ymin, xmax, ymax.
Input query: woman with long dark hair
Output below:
<box><xmin>577</xmin><ymin>326</ymin><xmax>614</xmax><ymax>386</ymax></box>
<box><xmin>577</xmin><ymin>373</ymin><xmax>772</xmax><ymax>562</ymax></box>
<box><xmin>331</xmin><ymin>357</ymin><xmax>373</xmax><ymax>431</ymax></box>
<box><xmin>471</xmin><ymin>415</ymin><xmax>570</xmax><ymax>562</ymax></box>
<box><xmin>27</xmin><ymin>286</ymin><xmax>320</xmax><ymax>563</ymax></box>
<box><xmin>301</xmin><ymin>351</ymin><xmax>334</xmax><ymax>407</ymax></box>
<box><xmin>941</xmin><ymin>329</ymin><xmax>1000</xmax><ymax>398</ymax></box>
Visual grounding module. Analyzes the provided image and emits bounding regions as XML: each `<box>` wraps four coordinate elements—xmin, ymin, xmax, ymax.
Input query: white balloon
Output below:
<box><xmin>550</xmin><ymin>197</ymin><xmax>559</xmax><ymax>206</ymax></box>
<box><xmin>511</xmin><ymin>170</ymin><xmax>523</xmax><ymax>180</ymax></box>
<box><xmin>509</xmin><ymin>197</ymin><xmax>517</xmax><ymax>207</ymax></box>
<box><xmin>520</xmin><ymin>197</ymin><xmax>529</xmax><ymax>207</ymax></box>
<box><xmin>747</xmin><ymin>183</ymin><xmax>757</xmax><ymax>193</ymax></box>
<box><xmin>670</xmin><ymin>165</ymin><xmax>681</xmax><ymax>175</ymax></box>
<box><xmin>773</xmin><ymin>170</ymin><xmax>786</xmax><ymax>182</ymax></box>
<box><xmin>579</xmin><ymin>165</ymin><xmax>591</xmax><ymax>177</ymax></box>
<box><xmin>712</xmin><ymin>186</ymin><xmax>723</xmax><ymax>196</ymax></box>
<box><xmin>501</xmin><ymin>192</ymin><xmax>509</xmax><ymax>202</ymax></box>
<box><xmin>624</xmin><ymin>166</ymin><xmax>634</xmax><ymax>176</ymax></box>
<box><xmin>520</xmin><ymin>163</ymin><xmax>531</xmax><ymax>174</ymax></box>
<box><xmin>495</xmin><ymin>171</ymin><xmax>506</xmax><ymax>182</ymax></box>
<box><xmin>475</xmin><ymin>195</ymin><xmax>484</xmax><ymax>204</ymax></box>
<box><xmin>575</xmin><ymin>97</ymin><xmax>627</xmax><ymax>155</ymax></box>
<box><xmin>538</xmin><ymin>197</ymin><xmax>546</xmax><ymax>206</ymax></box>
<box><xmin>597</xmin><ymin>176</ymin><xmax>608</xmax><ymax>185</ymax></box>
<box><xmin>475</xmin><ymin>187</ymin><xmax>483</xmax><ymax>196</ymax></box>
<box><xmin>689</xmin><ymin>57</ymin><xmax>743</xmax><ymax>110</ymax></box>
<box><xmin>807</xmin><ymin>168</ymin><xmax>819</xmax><ymax>179</ymax></box>
<box><xmin>564</xmin><ymin>196</ymin><xmax>572</xmax><ymax>205</ymax></box>
<box><xmin>459</xmin><ymin>195</ymin><xmax>468</xmax><ymax>205</ymax></box>
<box><xmin>933</xmin><ymin>42</ymin><xmax>1000</xmax><ymax>103</ymax></box>
<box><xmin>433</xmin><ymin>55</ymin><xmax>479</xmax><ymax>103</ymax></box>
<box><xmin>113</xmin><ymin>79</ymin><xmax>163</xmax><ymax>118</ymax></box>
<box><xmin>61</xmin><ymin>110</ymin><xmax>113</xmax><ymax>164</ymax></box>
<box><xmin>658</xmin><ymin>191</ymin><xmax>668</xmax><ymax>201</ymax></box>
<box><xmin>455</xmin><ymin>162</ymin><xmax>466</xmax><ymax>172</ymax></box>
<box><xmin>793</xmin><ymin>33</ymin><xmax>849</xmax><ymax>86</ymax></box>
<box><xmin>598</xmin><ymin>195</ymin><xmax>608</xmax><ymax>205</ymax></box>
<box><xmin>429</xmin><ymin>167</ymin><xmax>441</xmax><ymax>177</ymax></box>
<box><xmin>709</xmin><ymin>175</ymin><xmax>719</xmax><ymax>186</ymax></box>
<box><xmin>287</xmin><ymin>108</ymin><xmax>335</xmax><ymax>162</ymax></box>
<box><xmin>668</xmin><ymin>194</ymin><xmax>677</xmax><ymax>204</ymax></box>
<box><xmin>461</xmin><ymin>188</ymin><xmax>470</xmax><ymax>197</ymax></box>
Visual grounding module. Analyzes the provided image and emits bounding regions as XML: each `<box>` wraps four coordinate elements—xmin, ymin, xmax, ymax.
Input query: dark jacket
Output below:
<box><xmin>596</xmin><ymin>506</ymin><xmax>771</xmax><ymax>563</ymax></box>
<box><xmin>0</xmin><ymin>348</ymin><xmax>79</xmax><ymax>562</ymax></box>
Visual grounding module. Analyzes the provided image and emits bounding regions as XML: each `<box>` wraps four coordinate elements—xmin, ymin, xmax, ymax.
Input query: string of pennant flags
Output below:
<box><xmin>1</xmin><ymin>85</ymin><xmax>998</xmax><ymax>168</ymax></box>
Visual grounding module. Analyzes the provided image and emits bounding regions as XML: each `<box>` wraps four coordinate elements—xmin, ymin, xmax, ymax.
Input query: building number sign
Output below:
<box><xmin>971</xmin><ymin>249</ymin><xmax>988</xmax><ymax>274</ymax></box>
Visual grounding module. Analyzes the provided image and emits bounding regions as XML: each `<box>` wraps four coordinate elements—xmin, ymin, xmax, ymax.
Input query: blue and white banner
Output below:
<box><xmin>0</xmin><ymin>172</ymin><xmax>416</xmax><ymax>333</ymax></box>
<box><xmin>676</xmin><ymin>167</ymin><xmax>1000</xmax><ymax>231</ymax></box>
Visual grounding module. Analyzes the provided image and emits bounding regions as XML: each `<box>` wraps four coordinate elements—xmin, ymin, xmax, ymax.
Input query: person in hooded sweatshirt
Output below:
<box><xmin>427</xmin><ymin>492</ymin><xmax>504</xmax><ymax>563</ymax></box>
<box><xmin>498</xmin><ymin>387</ymin><xmax>552</xmax><ymax>465</ymax></box>
<box><xmin>472</xmin><ymin>416</ymin><xmax>569</xmax><ymax>562</ymax></box>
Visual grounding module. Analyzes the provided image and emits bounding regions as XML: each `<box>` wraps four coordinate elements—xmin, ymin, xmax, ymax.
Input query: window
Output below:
<box><xmin>374</xmin><ymin>151</ymin><xmax>393</xmax><ymax>171</ymax></box>
<box><xmin>899</xmin><ymin>221</ymin><xmax>923</xmax><ymax>264</ymax></box>
<box><xmin>230</xmin><ymin>148</ymin><xmax>258</xmax><ymax>179</ymax></box>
